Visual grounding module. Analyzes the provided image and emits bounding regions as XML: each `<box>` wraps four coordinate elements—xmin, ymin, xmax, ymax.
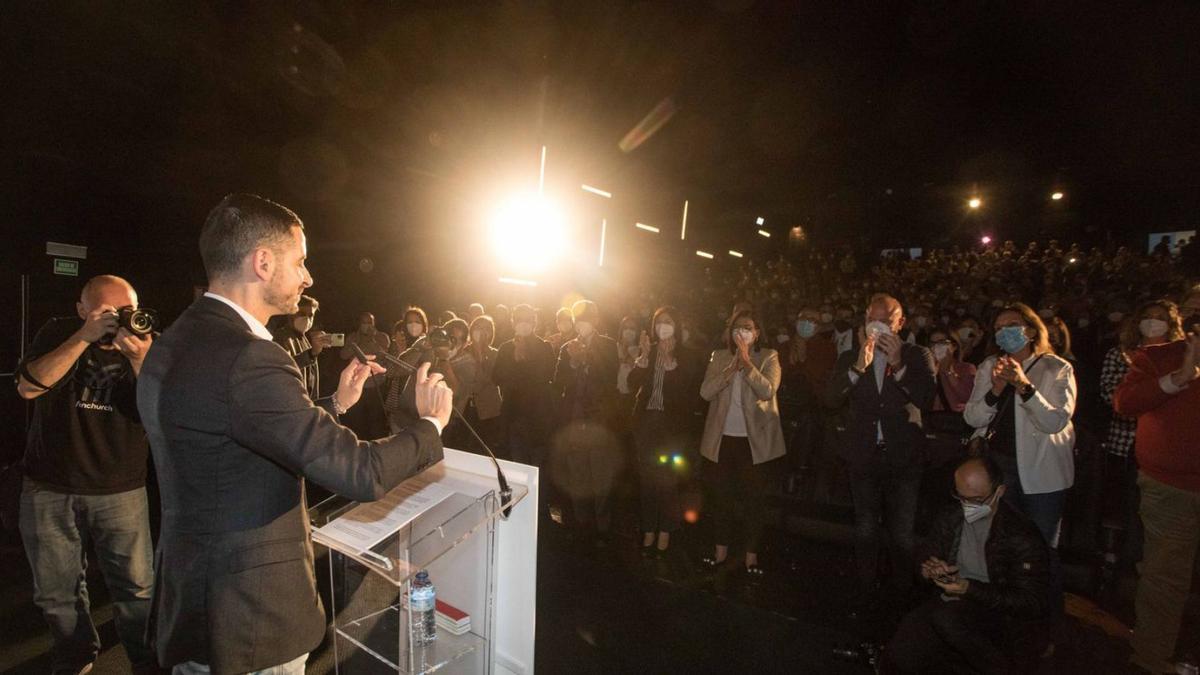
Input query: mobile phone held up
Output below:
<box><xmin>330</xmin><ymin>333</ymin><xmax>345</xmax><ymax>347</ymax></box>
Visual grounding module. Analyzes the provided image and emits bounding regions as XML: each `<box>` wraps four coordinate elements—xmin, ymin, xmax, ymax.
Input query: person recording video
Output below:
<box><xmin>137</xmin><ymin>193</ymin><xmax>452</xmax><ymax>675</ymax></box>
<box><xmin>15</xmin><ymin>274</ymin><xmax>157</xmax><ymax>675</ymax></box>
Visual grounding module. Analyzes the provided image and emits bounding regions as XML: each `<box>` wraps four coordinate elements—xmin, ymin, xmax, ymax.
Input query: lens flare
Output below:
<box><xmin>489</xmin><ymin>193</ymin><xmax>567</xmax><ymax>274</ymax></box>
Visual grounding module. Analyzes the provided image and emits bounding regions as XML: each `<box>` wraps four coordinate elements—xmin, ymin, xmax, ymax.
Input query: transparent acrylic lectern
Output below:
<box><xmin>309</xmin><ymin>450</ymin><xmax>535</xmax><ymax>675</ymax></box>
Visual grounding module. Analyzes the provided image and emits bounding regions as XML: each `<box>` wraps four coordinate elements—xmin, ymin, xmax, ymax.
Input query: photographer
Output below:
<box><xmin>269</xmin><ymin>294</ymin><xmax>330</xmax><ymax>399</ymax></box>
<box><xmin>15</xmin><ymin>274</ymin><xmax>156</xmax><ymax>675</ymax></box>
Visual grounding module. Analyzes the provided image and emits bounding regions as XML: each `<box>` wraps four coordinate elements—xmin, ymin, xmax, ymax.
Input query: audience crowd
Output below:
<box><xmin>13</xmin><ymin>235</ymin><xmax>1199</xmax><ymax>674</ymax></box>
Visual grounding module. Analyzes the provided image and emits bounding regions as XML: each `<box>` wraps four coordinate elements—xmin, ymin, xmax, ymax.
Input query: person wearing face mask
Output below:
<box><xmin>269</xmin><ymin>295</ymin><xmax>329</xmax><ymax>400</ymax></box>
<box><xmin>779</xmin><ymin>308</ymin><xmax>836</xmax><ymax>491</ymax></box>
<box><xmin>825</xmin><ymin>294</ymin><xmax>937</xmax><ymax>607</ymax></box>
<box><xmin>547</xmin><ymin>307</ymin><xmax>575</xmax><ymax>355</ymax></box>
<box><xmin>401</xmin><ymin>306</ymin><xmax>430</xmax><ymax>349</ymax></box>
<box><xmin>698</xmin><ymin>310</ymin><xmax>785</xmax><ymax>577</ymax></box>
<box><xmin>493</xmin><ymin>304</ymin><xmax>555</xmax><ymax>466</ymax></box>
<box><xmin>1096</xmin><ymin>300</ymin><xmax>1184</xmax><ymax>581</ymax></box>
<box><xmin>384</xmin><ymin>319</ymin><xmax>468</xmax><ymax>434</ymax></box>
<box><xmin>885</xmin><ymin>455</ymin><xmax>1051</xmax><ymax>674</ymax></box>
<box><xmin>963</xmin><ymin>302</ymin><xmax>1076</xmax><ymax>637</ymax></box>
<box><xmin>446</xmin><ymin>315</ymin><xmax>502</xmax><ymax>453</ymax></box>
<box><xmin>954</xmin><ymin>317</ymin><xmax>986</xmax><ymax>365</ymax></box>
<box><xmin>491</xmin><ymin>304</ymin><xmax>514</xmax><ymax>346</ymax></box>
<box><xmin>552</xmin><ymin>300</ymin><xmax>620</xmax><ymax>547</ymax></box>
<box><xmin>627</xmin><ymin>307</ymin><xmax>698</xmax><ymax>557</ymax></box>
<box><xmin>929</xmin><ymin>330</ymin><xmax>976</xmax><ymax>415</ymax></box>
<box><xmin>1113</xmin><ymin>287</ymin><xmax>1200</xmax><ymax>674</ymax></box>
<box><xmin>339</xmin><ymin>311</ymin><xmax>392</xmax><ymax>438</ymax></box>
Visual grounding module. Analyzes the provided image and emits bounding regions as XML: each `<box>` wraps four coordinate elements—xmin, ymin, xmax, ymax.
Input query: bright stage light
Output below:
<box><xmin>696</xmin><ymin>250</ymin><xmax>714</xmax><ymax>259</ymax></box>
<box><xmin>755</xmin><ymin>216</ymin><xmax>765</xmax><ymax>225</ymax></box>
<box><xmin>968</xmin><ymin>197</ymin><xmax>982</xmax><ymax>209</ymax></box>
<box><xmin>489</xmin><ymin>193</ymin><xmax>567</xmax><ymax>274</ymax></box>
<box><xmin>1051</xmin><ymin>191</ymin><xmax>1064</xmax><ymax>201</ymax></box>
<box><xmin>981</xmin><ymin>235</ymin><xmax>992</xmax><ymax>245</ymax></box>
<box><xmin>728</xmin><ymin>250</ymin><xmax>743</xmax><ymax>258</ymax></box>
<box><xmin>499</xmin><ymin>277</ymin><xmax>538</xmax><ymax>287</ymax></box>
<box><xmin>635</xmin><ymin>222</ymin><xmax>660</xmax><ymax>233</ymax></box>
<box><xmin>757</xmin><ymin>229</ymin><xmax>771</xmax><ymax>238</ymax></box>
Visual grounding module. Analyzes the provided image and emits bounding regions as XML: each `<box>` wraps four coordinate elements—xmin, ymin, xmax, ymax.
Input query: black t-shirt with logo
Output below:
<box><xmin>20</xmin><ymin>317</ymin><xmax>148</xmax><ymax>494</ymax></box>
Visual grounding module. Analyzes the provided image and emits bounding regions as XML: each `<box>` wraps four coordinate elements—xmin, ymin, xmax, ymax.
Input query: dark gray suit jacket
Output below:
<box><xmin>824</xmin><ymin>341</ymin><xmax>936</xmax><ymax>470</ymax></box>
<box><xmin>137</xmin><ymin>297</ymin><xmax>443</xmax><ymax>674</ymax></box>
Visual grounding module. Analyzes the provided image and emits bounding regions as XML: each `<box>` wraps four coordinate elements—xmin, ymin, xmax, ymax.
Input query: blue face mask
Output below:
<box><xmin>796</xmin><ymin>319</ymin><xmax>817</xmax><ymax>339</ymax></box>
<box><xmin>995</xmin><ymin>326</ymin><xmax>1029</xmax><ymax>354</ymax></box>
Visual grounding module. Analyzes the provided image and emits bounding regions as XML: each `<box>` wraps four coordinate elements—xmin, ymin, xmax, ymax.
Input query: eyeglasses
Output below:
<box><xmin>952</xmin><ymin>486</ymin><xmax>998</xmax><ymax>506</ymax></box>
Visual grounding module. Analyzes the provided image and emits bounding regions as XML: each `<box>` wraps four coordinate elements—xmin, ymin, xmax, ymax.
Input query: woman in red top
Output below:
<box><xmin>929</xmin><ymin>329</ymin><xmax>976</xmax><ymax>412</ymax></box>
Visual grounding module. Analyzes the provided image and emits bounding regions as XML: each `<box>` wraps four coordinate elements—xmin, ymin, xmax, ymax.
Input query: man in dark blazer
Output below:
<box><xmin>137</xmin><ymin>194</ymin><xmax>452</xmax><ymax>675</ymax></box>
<box><xmin>825</xmin><ymin>293</ymin><xmax>936</xmax><ymax>606</ymax></box>
<box><xmin>551</xmin><ymin>299</ymin><xmax>620</xmax><ymax>545</ymax></box>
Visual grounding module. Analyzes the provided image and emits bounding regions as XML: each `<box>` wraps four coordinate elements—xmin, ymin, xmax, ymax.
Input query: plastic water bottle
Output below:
<box><xmin>410</xmin><ymin>571</ymin><xmax>437</xmax><ymax>645</ymax></box>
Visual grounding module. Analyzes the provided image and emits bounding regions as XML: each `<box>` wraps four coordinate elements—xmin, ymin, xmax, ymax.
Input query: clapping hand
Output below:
<box><xmin>413</xmin><ymin>362</ymin><xmax>453</xmax><ymax>429</ymax></box>
<box><xmin>333</xmin><ymin>356</ymin><xmax>387</xmax><ymax>411</ymax></box>
<box><xmin>854</xmin><ymin>327</ymin><xmax>876</xmax><ymax>372</ymax></box>
<box><xmin>876</xmin><ymin>332</ymin><xmax>903</xmax><ymax>368</ymax></box>
<box><xmin>1171</xmin><ymin>333</ymin><xmax>1200</xmax><ymax>388</ymax></box>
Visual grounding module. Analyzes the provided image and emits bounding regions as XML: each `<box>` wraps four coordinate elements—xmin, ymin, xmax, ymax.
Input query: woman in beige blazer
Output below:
<box><xmin>699</xmin><ymin>309</ymin><xmax>786</xmax><ymax>576</ymax></box>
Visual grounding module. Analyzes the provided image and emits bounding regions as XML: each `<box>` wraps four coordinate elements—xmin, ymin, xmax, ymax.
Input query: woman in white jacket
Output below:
<box><xmin>964</xmin><ymin>302</ymin><xmax>1076</xmax><ymax>548</ymax></box>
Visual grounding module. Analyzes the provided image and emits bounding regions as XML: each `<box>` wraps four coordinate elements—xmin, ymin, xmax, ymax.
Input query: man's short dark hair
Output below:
<box><xmin>297</xmin><ymin>295</ymin><xmax>319</xmax><ymax>314</ymax></box>
<box><xmin>199</xmin><ymin>193</ymin><xmax>303</xmax><ymax>282</ymax></box>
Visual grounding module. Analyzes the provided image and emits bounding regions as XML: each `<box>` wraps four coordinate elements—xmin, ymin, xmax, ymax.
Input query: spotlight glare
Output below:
<box><xmin>981</xmin><ymin>235</ymin><xmax>992</xmax><ymax>245</ymax></box>
<box><xmin>635</xmin><ymin>222</ymin><xmax>660</xmax><ymax>233</ymax></box>
<box><xmin>757</xmin><ymin>229</ymin><xmax>771</xmax><ymax>238</ymax></box>
<box><xmin>696</xmin><ymin>250</ymin><xmax>714</xmax><ymax>259</ymax></box>
<box><xmin>968</xmin><ymin>197</ymin><xmax>982</xmax><ymax>209</ymax></box>
<box><xmin>728</xmin><ymin>250</ymin><xmax>743</xmax><ymax>258</ymax></box>
<box><xmin>498</xmin><ymin>277</ymin><xmax>538</xmax><ymax>287</ymax></box>
<box><xmin>755</xmin><ymin>216</ymin><xmax>765</xmax><ymax>225</ymax></box>
<box><xmin>489</xmin><ymin>193</ymin><xmax>567</xmax><ymax>274</ymax></box>
<box><xmin>1051</xmin><ymin>191</ymin><xmax>1064</xmax><ymax>201</ymax></box>
<box><xmin>581</xmin><ymin>184</ymin><xmax>612</xmax><ymax>198</ymax></box>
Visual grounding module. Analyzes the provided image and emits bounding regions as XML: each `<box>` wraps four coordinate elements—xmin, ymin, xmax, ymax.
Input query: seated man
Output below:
<box><xmin>885</xmin><ymin>455</ymin><xmax>1050</xmax><ymax>674</ymax></box>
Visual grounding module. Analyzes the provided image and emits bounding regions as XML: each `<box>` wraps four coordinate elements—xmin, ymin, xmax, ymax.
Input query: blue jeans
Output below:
<box><xmin>19</xmin><ymin>479</ymin><xmax>154</xmax><ymax>670</ymax></box>
<box><xmin>848</xmin><ymin>463</ymin><xmax>921</xmax><ymax>594</ymax></box>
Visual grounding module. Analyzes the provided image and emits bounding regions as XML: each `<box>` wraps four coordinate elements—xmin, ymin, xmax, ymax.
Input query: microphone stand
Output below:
<box><xmin>355</xmin><ymin>345</ymin><xmax>514</xmax><ymax>518</ymax></box>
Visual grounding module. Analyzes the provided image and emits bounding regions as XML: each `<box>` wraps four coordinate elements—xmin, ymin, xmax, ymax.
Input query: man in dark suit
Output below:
<box><xmin>137</xmin><ymin>194</ymin><xmax>452</xmax><ymax>675</ymax></box>
<box><xmin>492</xmin><ymin>303</ymin><xmax>555</xmax><ymax>467</ymax></box>
<box><xmin>826</xmin><ymin>293</ymin><xmax>936</xmax><ymax>606</ymax></box>
<box><xmin>551</xmin><ymin>299</ymin><xmax>620</xmax><ymax>545</ymax></box>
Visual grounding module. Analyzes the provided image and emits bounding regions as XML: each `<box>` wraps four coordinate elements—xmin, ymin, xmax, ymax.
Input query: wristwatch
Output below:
<box><xmin>1019</xmin><ymin>382</ymin><xmax>1036</xmax><ymax>399</ymax></box>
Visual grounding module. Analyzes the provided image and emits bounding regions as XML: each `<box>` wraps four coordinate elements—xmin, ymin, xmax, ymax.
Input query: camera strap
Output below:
<box><xmin>17</xmin><ymin>362</ymin><xmax>52</xmax><ymax>392</ymax></box>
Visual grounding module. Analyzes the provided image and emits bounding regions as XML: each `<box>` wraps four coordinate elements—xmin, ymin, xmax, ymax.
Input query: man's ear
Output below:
<box><xmin>994</xmin><ymin>484</ymin><xmax>1006</xmax><ymax>503</ymax></box>
<box><xmin>251</xmin><ymin>247</ymin><xmax>275</xmax><ymax>282</ymax></box>
<box><xmin>76</xmin><ymin>301</ymin><xmax>87</xmax><ymax>320</ymax></box>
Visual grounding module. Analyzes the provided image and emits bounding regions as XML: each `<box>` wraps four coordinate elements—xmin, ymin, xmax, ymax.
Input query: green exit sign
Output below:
<box><xmin>53</xmin><ymin>258</ymin><xmax>79</xmax><ymax>276</ymax></box>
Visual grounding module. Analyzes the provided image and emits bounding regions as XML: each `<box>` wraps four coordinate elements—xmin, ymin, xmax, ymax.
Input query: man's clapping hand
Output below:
<box><xmin>414</xmin><ymin>362</ymin><xmax>453</xmax><ymax>430</ymax></box>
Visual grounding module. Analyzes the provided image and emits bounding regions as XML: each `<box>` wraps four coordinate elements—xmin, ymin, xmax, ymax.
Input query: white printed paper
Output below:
<box><xmin>315</xmin><ymin>477</ymin><xmax>454</xmax><ymax>553</ymax></box>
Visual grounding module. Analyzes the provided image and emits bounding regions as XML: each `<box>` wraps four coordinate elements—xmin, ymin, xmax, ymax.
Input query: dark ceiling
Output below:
<box><xmin>3</xmin><ymin>1</ymin><xmax>1199</xmax><ymax>314</ymax></box>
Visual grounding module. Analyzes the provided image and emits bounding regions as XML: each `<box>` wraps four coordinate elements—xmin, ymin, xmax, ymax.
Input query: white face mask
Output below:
<box><xmin>866</xmin><ymin>320</ymin><xmax>892</xmax><ymax>339</ymax></box>
<box><xmin>681</xmin><ymin>328</ymin><xmax>691</xmax><ymax>343</ymax></box>
<box><xmin>514</xmin><ymin>322</ymin><xmax>534</xmax><ymax>337</ymax></box>
<box><xmin>1139</xmin><ymin>318</ymin><xmax>1168</xmax><ymax>338</ymax></box>
<box><xmin>962</xmin><ymin>501</ymin><xmax>993</xmax><ymax>524</ymax></box>
<box><xmin>575</xmin><ymin>321</ymin><xmax>594</xmax><ymax>338</ymax></box>
<box><xmin>734</xmin><ymin>327</ymin><xmax>755</xmax><ymax>345</ymax></box>
<box><xmin>932</xmin><ymin>343</ymin><xmax>951</xmax><ymax>361</ymax></box>
<box><xmin>293</xmin><ymin>316</ymin><xmax>313</xmax><ymax>334</ymax></box>
<box><xmin>622</xmin><ymin>328</ymin><xmax>637</xmax><ymax>344</ymax></box>
<box><xmin>407</xmin><ymin>322</ymin><xmax>424</xmax><ymax>337</ymax></box>
<box><xmin>656</xmin><ymin>323</ymin><xmax>675</xmax><ymax>340</ymax></box>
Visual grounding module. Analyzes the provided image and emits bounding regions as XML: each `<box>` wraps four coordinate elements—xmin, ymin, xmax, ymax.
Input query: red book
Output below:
<box><xmin>436</xmin><ymin>599</ymin><xmax>469</xmax><ymax>627</ymax></box>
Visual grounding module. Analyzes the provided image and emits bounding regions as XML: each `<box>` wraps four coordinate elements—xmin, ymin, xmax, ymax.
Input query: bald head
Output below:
<box><xmin>866</xmin><ymin>293</ymin><xmax>904</xmax><ymax>333</ymax></box>
<box><xmin>78</xmin><ymin>275</ymin><xmax>137</xmax><ymax>315</ymax></box>
<box><xmin>954</xmin><ymin>456</ymin><xmax>1004</xmax><ymax>503</ymax></box>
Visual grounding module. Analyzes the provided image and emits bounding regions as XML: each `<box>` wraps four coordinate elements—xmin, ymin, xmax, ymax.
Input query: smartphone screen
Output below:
<box><xmin>330</xmin><ymin>333</ymin><xmax>345</xmax><ymax>347</ymax></box>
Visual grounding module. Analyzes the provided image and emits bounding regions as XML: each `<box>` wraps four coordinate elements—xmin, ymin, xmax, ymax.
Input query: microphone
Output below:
<box><xmin>353</xmin><ymin>344</ymin><xmax>514</xmax><ymax>518</ymax></box>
